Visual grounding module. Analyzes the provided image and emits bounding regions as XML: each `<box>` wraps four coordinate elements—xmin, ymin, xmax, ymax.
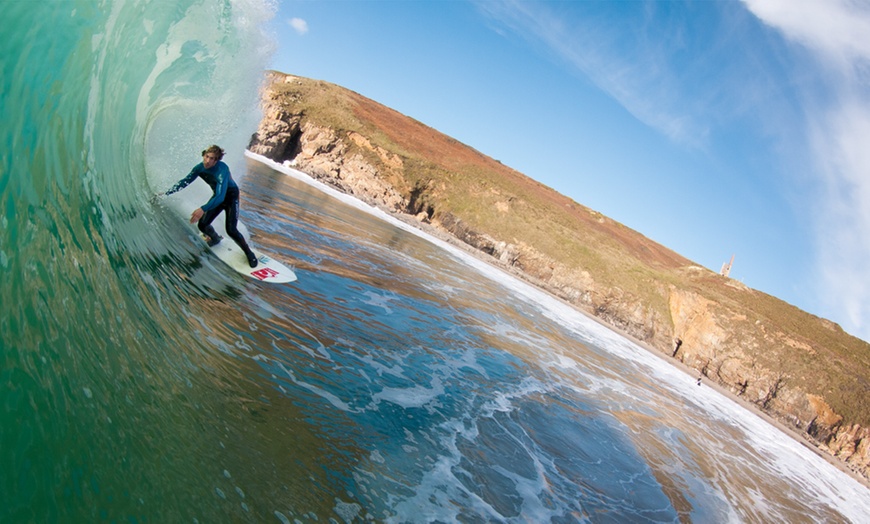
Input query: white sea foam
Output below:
<box><xmin>361</xmin><ymin>290</ymin><xmax>396</xmax><ymax>315</ymax></box>
<box><xmin>373</xmin><ymin>377</ymin><xmax>445</xmax><ymax>409</ymax></box>
<box><xmin>273</xmin><ymin>361</ymin><xmax>357</xmax><ymax>413</ymax></box>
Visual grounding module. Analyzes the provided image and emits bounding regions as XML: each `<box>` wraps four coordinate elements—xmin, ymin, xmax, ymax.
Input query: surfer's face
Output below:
<box><xmin>203</xmin><ymin>153</ymin><xmax>218</xmax><ymax>169</ymax></box>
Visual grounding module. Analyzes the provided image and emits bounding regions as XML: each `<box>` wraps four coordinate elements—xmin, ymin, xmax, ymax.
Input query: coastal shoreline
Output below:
<box><xmin>385</xmin><ymin>204</ymin><xmax>870</xmax><ymax>491</ymax></box>
<box><xmin>252</xmin><ymin>152</ymin><xmax>870</xmax><ymax>491</ymax></box>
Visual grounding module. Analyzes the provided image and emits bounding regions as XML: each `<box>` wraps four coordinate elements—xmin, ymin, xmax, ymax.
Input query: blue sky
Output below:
<box><xmin>267</xmin><ymin>0</ymin><xmax>870</xmax><ymax>343</ymax></box>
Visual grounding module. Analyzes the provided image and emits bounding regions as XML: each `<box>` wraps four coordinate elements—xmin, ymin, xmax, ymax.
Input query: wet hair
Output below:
<box><xmin>202</xmin><ymin>145</ymin><xmax>225</xmax><ymax>160</ymax></box>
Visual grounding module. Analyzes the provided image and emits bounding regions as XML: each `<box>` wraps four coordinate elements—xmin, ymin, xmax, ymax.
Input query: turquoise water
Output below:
<box><xmin>2</xmin><ymin>1</ymin><xmax>869</xmax><ymax>522</ymax></box>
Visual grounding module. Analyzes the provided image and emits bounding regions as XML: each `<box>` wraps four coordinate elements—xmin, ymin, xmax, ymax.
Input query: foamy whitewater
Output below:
<box><xmin>2</xmin><ymin>1</ymin><xmax>869</xmax><ymax>522</ymax></box>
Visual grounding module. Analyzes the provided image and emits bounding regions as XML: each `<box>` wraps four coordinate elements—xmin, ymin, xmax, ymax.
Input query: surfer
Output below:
<box><xmin>163</xmin><ymin>145</ymin><xmax>258</xmax><ymax>268</ymax></box>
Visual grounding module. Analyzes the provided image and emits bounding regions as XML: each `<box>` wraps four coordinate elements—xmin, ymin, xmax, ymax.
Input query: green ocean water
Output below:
<box><xmin>2</xmin><ymin>1</ymin><xmax>869</xmax><ymax>522</ymax></box>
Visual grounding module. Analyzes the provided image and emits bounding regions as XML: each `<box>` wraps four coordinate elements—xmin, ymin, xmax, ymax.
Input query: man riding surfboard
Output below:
<box><xmin>164</xmin><ymin>145</ymin><xmax>258</xmax><ymax>268</ymax></box>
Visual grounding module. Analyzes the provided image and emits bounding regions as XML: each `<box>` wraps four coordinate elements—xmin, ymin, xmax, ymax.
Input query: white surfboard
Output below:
<box><xmin>207</xmin><ymin>237</ymin><xmax>297</xmax><ymax>283</ymax></box>
<box><xmin>156</xmin><ymin>192</ymin><xmax>295</xmax><ymax>282</ymax></box>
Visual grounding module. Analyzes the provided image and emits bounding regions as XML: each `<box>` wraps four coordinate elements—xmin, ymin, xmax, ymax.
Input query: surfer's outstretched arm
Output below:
<box><xmin>165</xmin><ymin>168</ymin><xmax>199</xmax><ymax>196</ymax></box>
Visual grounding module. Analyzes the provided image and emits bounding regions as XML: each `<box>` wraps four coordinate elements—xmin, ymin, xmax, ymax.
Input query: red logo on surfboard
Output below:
<box><xmin>251</xmin><ymin>267</ymin><xmax>280</xmax><ymax>280</ymax></box>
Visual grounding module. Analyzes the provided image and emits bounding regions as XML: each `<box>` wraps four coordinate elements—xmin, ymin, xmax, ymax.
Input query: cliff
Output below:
<box><xmin>249</xmin><ymin>72</ymin><xmax>870</xmax><ymax>481</ymax></box>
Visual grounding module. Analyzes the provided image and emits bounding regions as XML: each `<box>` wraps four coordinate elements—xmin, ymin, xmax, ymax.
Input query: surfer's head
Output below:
<box><xmin>201</xmin><ymin>145</ymin><xmax>225</xmax><ymax>169</ymax></box>
<box><xmin>202</xmin><ymin>145</ymin><xmax>225</xmax><ymax>160</ymax></box>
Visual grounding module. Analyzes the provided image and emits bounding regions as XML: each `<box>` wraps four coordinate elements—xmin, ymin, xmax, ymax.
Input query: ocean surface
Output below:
<box><xmin>2</xmin><ymin>1</ymin><xmax>870</xmax><ymax>522</ymax></box>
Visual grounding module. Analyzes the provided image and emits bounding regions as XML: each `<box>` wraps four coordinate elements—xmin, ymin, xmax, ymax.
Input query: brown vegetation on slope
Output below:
<box><xmin>249</xmin><ymin>72</ymin><xmax>870</xmax><ymax>480</ymax></box>
<box><xmin>353</xmin><ymin>93</ymin><xmax>693</xmax><ymax>273</ymax></box>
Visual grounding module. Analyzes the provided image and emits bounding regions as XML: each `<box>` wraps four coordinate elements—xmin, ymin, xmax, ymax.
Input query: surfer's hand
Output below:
<box><xmin>190</xmin><ymin>207</ymin><xmax>204</xmax><ymax>224</ymax></box>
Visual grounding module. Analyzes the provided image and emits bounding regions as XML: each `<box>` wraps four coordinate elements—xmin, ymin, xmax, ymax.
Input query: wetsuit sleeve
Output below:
<box><xmin>200</xmin><ymin>162</ymin><xmax>230</xmax><ymax>212</ymax></box>
<box><xmin>165</xmin><ymin>166</ymin><xmax>200</xmax><ymax>195</ymax></box>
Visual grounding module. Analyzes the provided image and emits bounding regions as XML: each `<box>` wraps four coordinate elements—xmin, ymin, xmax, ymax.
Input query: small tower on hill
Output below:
<box><xmin>720</xmin><ymin>254</ymin><xmax>735</xmax><ymax>278</ymax></box>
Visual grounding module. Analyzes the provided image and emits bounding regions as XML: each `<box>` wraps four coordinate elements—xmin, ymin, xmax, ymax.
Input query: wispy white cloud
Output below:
<box><xmin>288</xmin><ymin>17</ymin><xmax>308</xmax><ymax>36</ymax></box>
<box><xmin>743</xmin><ymin>0</ymin><xmax>870</xmax><ymax>340</ymax></box>
<box><xmin>743</xmin><ymin>0</ymin><xmax>870</xmax><ymax>69</ymax></box>
<box><xmin>474</xmin><ymin>0</ymin><xmax>717</xmax><ymax>148</ymax></box>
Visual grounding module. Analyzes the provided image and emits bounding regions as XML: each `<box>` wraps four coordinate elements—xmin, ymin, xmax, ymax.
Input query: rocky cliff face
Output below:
<box><xmin>249</xmin><ymin>72</ymin><xmax>870</xmax><ymax>481</ymax></box>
